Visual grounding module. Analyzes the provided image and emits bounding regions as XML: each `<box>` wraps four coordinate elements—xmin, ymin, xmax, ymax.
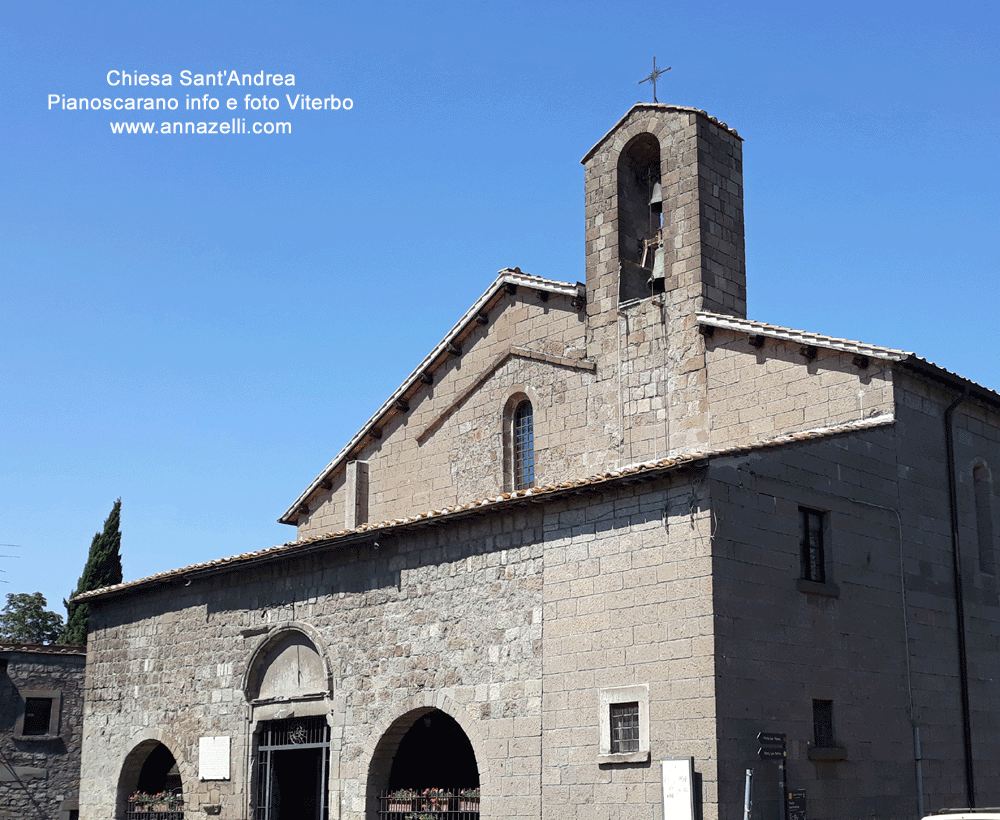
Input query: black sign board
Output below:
<box><xmin>756</xmin><ymin>732</ymin><xmax>786</xmax><ymax>746</ymax></box>
<box><xmin>757</xmin><ymin>731</ymin><xmax>786</xmax><ymax>759</ymax></box>
<box><xmin>788</xmin><ymin>789</ymin><xmax>806</xmax><ymax>820</ymax></box>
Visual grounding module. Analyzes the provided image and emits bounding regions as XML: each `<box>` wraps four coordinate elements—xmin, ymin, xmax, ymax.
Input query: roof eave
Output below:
<box><xmin>83</xmin><ymin>455</ymin><xmax>711</xmax><ymax>604</ymax></box>
<box><xmin>900</xmin><ymin>356</ymin><xmax>1000</xmax><ymax>406</ymax></box>
<box><xmin>696</xmin><ymin>312</ymin><xmax>1000</xmax><ymax>406</ymax></box>
<box><xmin>581</xmin><ymin>103</ymin><xmax>742</xmax><ymax>165</ymax></box>
<box><xmin>82</xmin><ymin>415</ymin><xmax>897</xmax><ymax>605</ymax></box>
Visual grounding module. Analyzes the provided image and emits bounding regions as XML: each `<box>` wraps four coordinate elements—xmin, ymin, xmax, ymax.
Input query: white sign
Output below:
<box><xmin>661</xmin><ymin>757</ymin><xmax>695</xmax><ymax>820</ymax></box>
<box><xmin>199</xmin><ymin>736</ymin><xmax>230</xmax><ymax>781</ymax></box>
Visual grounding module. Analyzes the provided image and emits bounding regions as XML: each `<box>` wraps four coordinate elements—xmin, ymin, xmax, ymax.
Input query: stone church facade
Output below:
<box><xmin>78</xmin><ymin>105</ymin><xmax>1000</xmax><ymax>820</ymax></box>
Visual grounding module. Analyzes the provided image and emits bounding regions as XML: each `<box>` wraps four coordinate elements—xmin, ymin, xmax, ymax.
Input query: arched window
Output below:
<box><xmin>973</xmin><ymin>463</ymin><xmax>995</xmax><ymax>574</ymax></box>
<box><xmin>513</xmin><ymin>400</ymin><xmax>534</xmax><ymax>490</ymax></box>
<box><xmin>616</xmin><ymin>132</ymin><xmax>664</xmax><ymax>301</ymax></box>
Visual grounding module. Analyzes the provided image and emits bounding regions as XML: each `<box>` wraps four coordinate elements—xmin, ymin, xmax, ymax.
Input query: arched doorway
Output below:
<box><xmin>118</xmin><ymin>740</ymin><xmax>184</xmax><ymax>819</ymax></box>
<box><xmin>245</xmin><ymin>628</ymin><xmax>332</xmax><ymax>820</ymax></box>
<box><xmin>370</xmin><ymin>709</ymin><xmax>480</xmax><ymax>820</ymax></box>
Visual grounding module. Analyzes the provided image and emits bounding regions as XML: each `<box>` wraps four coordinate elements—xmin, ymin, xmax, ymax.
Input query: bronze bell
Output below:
<box><xmin>649</xmin><ymin>181</ymin><xmax>663</xmax><ymax>213</ymax></box>
<box><xmin>647</xmin><ymin>239</ymin><xmax>666</xmax><ymax>294</ymax></box>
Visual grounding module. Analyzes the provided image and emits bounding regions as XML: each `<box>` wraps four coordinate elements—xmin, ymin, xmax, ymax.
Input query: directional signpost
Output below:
<box><xmin>757</xmin><ymin>732</ymin><xmax>788</xmax><ymax>820</ymax></box>
<box><xmin>756</xmin><ymin>732</ymin><xmax>786</xmax><ymax>759</ymax></box>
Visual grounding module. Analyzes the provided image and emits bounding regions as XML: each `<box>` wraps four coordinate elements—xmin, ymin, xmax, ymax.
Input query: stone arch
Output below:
<box><xmin>616</xmin><ymin>131</ymin><xmax>663</xmax><ymax>302</ymax></box>
<box><xmin>244</xmin><ymin>625</ymin><xmax>335</xmax><ymax>820</ymax></box>
<box><xmin>115</xmin><ymin>731</ymin><xmax>185</xmax><ymax>819</ymax></box>
<box><xmin>243</xmin><ymin>623</ymin><xmax>333</xmax><ymax>703</ymax></box>
<box><xmin>362</xmin><ymin>693</ymin><xmax>488</xmax><ymax>820</ymax></box>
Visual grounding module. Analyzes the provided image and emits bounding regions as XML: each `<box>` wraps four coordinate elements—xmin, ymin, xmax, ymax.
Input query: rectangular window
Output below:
<box><xmin>609</xmin><ymin>702</ymin><xmax>640</xmax><ymax>753</ymax></box>
<box><xmin>598</xmin><ymin>685</ymin><xmax>649</xmax><ymax>763</ymax></box>
<box><xmin>23</xmin><ymin>697</ymin><xmax>53</xmax><ymax>736</ymax></box>
<box><xmin>813</xmin><ymin>700</ymin><xmax>835</xmax><ymax>748</ymax></box>
<box><xmin>800</xmin><ymin>508</ymin><xmax>825</xmax><ymax>583</ymax></box>
<box><xmin>15</xmin><ymin>690</ymin><xmax>61</xmax><ymax>739</ymax></box>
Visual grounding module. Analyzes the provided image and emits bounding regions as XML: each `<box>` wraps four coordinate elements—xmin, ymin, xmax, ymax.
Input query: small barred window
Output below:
<box><xmin>800</xmin><ymin>508</ymin><xmax>825</xmax><ymax>583</ymax></box>
<box><xmin>813</xmin><ymin>699</ymin><xmax>835</xmax><ymax>748</ymax></box>
<box><xmin>609</xmin><ymin>701</ymin><xmax>640</xmax><ymax>754</ymax></box>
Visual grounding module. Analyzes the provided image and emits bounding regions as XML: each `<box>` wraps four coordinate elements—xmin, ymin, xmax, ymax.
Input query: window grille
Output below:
<box><xmin>124</xmin><ymin>793</ymin><xmax>184</xmax><ymax>820</ymax></box>
<box><xmin>800</xmin><ymin>508</ymin><xmax>825</xmax><ymax>583</ymax></box>
<box><xmin>813</xmin><ymin>700</ymin><xmax>835</xmax><ymax>748</ymax></box>
<box><xmin>609</xmin><ymin>701</ymin><xmax>640</xmax><ymax>754</ymax></box>
<box><xmin>255</xmin><ymin>716</ymin><xmax>331</xmax><ymax>820</ymax></box>
<box><xmin>513</xmin><ymin>401</ymin><xmax>534</xmax><ymax>490</ymax></box>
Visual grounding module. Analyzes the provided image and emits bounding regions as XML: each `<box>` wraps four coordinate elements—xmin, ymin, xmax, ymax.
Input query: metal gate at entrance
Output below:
<box><xmin>255</xmin><ymin>716</ymin><xmax>331</xmax><ymax>820</ymax></box>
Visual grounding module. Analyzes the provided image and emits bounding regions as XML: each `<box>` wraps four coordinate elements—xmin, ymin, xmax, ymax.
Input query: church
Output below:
<box><xmin>77</xmin><ymin>104</ymin><xmax>1000</xmax><ymax>820</ymax></box>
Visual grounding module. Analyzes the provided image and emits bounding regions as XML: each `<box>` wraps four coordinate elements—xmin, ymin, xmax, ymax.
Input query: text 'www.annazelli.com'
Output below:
<box><xmin>109</xmin><ymin>119</ymin><xmax>290</xmax><ymax>135</ymax></box>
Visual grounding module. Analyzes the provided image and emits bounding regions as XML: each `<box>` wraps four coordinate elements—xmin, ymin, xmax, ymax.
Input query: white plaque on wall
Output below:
<box><xmin>199</xmin><ymin>736</ymin><xmax>231</xmax><ymax>781</ymax></box>
<box><xmin>661</xmin><ymin>757</ymin><xmax>695</xmax><ymax>820</ymax></box>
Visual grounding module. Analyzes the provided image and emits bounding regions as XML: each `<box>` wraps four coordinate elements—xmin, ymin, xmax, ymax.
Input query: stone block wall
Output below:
<box><xmin>891</xmin><ymin>370</ymin><xmax>1000</xmax><ymax>810</ymax></box>
<box><xmin>709</xmin><ymin>402</ymin><xmax>1000</xmax><ymax>820</ymax></box>
<box><xmin>83</xmin><ymin>507</ymin><xmax>547</xmax><ymax>820</ymax></box>
<box><xmin>540</xmin><ymin>475</ymin><xmax>720</xmax><ymax>820</ymax></box>
<box><xmin>0</xmin><ymin>645</ymin><xmax>86</xmax><ymax>820</ymax></box>
<box><xmin>710</xmin><ymin>429</ymin><xmax>916</xmax><ymax>820</ymax></box>
<box><xmin>704</xmin><ymin>328</ymin><xmax>896</xmax><ymax>448</ymax></box>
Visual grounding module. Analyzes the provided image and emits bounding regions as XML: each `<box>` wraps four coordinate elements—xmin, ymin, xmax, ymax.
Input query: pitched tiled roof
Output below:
<box><xmin>77</xmin><ymin>415</ymin><xmax>893</xmax><ymax>603</ymax></box>
<box><xmin>581</xmin><ymin>103</ymin><xmax>742</xmax><ymax>164</ymax></box>
<box><xmin>697</xmin><ymin>313</ymin><xmax>911</xmax><ymax>360</ymax></box>
<box><xmin>698</xmin><ymin>313</ymin><xmax>1000</xmax><ymax>402</ymax></box>
<box><xmin>0</xmin><ymin>643</ymin><xmax>86</xmax><ymax>656</ymax></box>
<box><xmin>279</xmin><ymin>269</ymin><xmax>584</xmax><ymax>525</ymax></box>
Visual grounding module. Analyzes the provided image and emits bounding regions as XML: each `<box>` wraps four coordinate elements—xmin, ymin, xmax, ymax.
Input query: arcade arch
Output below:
<box><xmin>118</xmin><ymin>739</ymin><xmax>183</xmax><ymax>820</ymax></box>
<box><xmin>367</xmin><ymin>708</ymin><xmax>480</xmax><ymax>820</ymax></box>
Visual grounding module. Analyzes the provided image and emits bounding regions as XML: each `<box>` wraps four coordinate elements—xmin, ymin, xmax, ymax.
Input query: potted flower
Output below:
<box><xmin>421</xmin><ymin>788</ymin><xmax>448</xmax><ymax>812</ymax></box>
<box><xmin>128</xmin><ymin>791</ymin><xmax>183</xmax><ymax>815</ymax></box>
<box><xmin>389</xmin><ymin>789</ymin><xmax>418</xmax><ymax>812</ymax></box>
<box><xmin>459</xmin><ymin>788</ymin><xmax>480</xmax><ymax>811</ymax></box>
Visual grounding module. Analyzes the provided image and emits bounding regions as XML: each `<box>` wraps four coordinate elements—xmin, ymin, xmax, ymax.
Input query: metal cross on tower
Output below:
<box><xmin>639</xmin><ymin>57</ymin><xmax>671</xmax><ymax>103</ymax></box>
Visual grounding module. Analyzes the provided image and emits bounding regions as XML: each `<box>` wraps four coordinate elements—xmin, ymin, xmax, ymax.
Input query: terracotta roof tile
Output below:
<box><xmin>697</xmin><ymin>312</ymin><xmax>910</xmax><ymax>359</ymax></box>
<box><xmin>698</xmin><ymin>313</ymin><xmax>999</xmax><ymax>400</ymax></box>
<box><xmin>77</xmin><ymin>415</ymin><xmax>893</xmax><ymax>603</ymax></box>
<box><xmin>0</xmin><ymin>643</ymin><xmax>86</xmax><ymax>656</ymax></box>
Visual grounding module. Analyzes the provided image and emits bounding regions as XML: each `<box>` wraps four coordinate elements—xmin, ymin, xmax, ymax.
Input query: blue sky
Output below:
<box><xmin>2</xmin><ymin>1</ymin><xmax>998</xmax><ymax>620</ymax></box>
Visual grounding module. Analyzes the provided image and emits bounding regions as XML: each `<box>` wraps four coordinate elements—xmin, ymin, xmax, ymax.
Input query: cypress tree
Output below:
<box><xmin>62</xmin><ymin>498</ymin><xmax>123</xmax><ymax>645</ymax></box>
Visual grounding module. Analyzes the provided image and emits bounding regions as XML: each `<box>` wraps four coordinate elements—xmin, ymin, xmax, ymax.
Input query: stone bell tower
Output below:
<box><xmin>581</xmin><ymin>103</ymin><xmax>746</xmax><ymax>320</ymax></box>
<box><xmin>580</xmin><ymin>105</ymin><xmax>746</xmax><ymax>462</ymax></box>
